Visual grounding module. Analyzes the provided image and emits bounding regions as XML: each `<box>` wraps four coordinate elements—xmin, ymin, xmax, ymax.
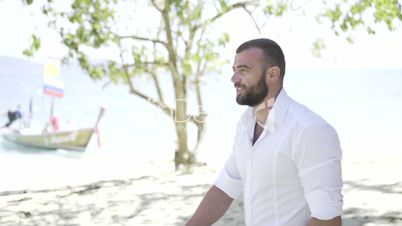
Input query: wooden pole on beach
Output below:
<box><xmin>50</xmin><ymin>96</ymin><xmax>55</xmax><ymax>119</ymax></box>
<box><xmin>94</xmin><ymin>106</ymin><xmax>106</xmax><ymax>147</ymax></box>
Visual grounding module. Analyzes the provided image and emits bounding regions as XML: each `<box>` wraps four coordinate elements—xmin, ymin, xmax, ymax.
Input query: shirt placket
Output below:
<box><xmin>245</xmin><ymin>147</ymin><xmax>253</xmax><ymax>225</ymax></box>
<box><xmin>247</xmin><ymin>127</ymin><xmax>268</xmax><ymax>225</ymax></box>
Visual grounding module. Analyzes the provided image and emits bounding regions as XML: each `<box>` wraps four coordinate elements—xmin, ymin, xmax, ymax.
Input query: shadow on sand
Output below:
<box><xmin>0</xmin><ymin>174</ymin><xmax>401</xmax><ymax>225</ymax></box>
<box><xmin>341</xmin><ymin>180</ymin><xmax>402</xmax><ymax>226</ymax></box>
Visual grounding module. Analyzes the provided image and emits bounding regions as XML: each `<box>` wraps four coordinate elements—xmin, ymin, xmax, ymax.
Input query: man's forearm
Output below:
<box><xmin>186</xmin><ymin>185</ymin><xmax>233</xmax><ymax>226</ymax></box>
<box><xmin>308</xmin><ymin>216</ymin><xmax>342</xmax><ymax>226</ymax></box>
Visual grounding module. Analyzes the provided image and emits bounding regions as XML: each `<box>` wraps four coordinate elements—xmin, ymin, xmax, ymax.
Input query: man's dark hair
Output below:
<box><xmin>236</xmin><ymin>38</ymin><xmax>286</xmax><ymax>78</ymax></box>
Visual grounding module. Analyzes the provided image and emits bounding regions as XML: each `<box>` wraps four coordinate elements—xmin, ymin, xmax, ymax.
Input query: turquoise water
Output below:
<box><xmin>1</xmin><ymin>59</ymin><xmax>401</xmax><ymax>190</ymax></box>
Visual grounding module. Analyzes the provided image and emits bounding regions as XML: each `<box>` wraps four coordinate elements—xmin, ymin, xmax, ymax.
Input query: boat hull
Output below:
<box><xmin>2</xmin><ymin>128</ymin><xmax>94</xmax><ymax>151</ymax></box>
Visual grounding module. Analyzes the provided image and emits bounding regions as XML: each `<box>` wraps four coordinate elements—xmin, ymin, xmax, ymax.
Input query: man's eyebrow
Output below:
<box><xmin>232</xmin><ymin>65</ymin><xmax>251</xmax><ymax>71</ymax></box>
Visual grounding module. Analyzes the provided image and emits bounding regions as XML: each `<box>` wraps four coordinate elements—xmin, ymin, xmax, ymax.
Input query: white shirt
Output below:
<box><xmin>215</xmin><ymin>89</ymin><xmax>343</xmax><ymax>226</ymax></box>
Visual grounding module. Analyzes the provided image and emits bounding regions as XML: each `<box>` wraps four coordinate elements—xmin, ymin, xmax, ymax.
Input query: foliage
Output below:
<box><xmin>23</xmin><ymin>34</ymin><xmax>41</xmax><ymax>57</ymax></box>
<box><xmin>20</xmin><ymin>0</ymin><xmax>402</xmax><ymax>167</ymax></box>
<box><xmin>322</xmin><ymin>0</ymin><xmax>402</xmax><ymax>36</ymax></box>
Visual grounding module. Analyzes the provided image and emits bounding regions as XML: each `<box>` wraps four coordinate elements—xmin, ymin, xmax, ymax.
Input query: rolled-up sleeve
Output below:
<box><xmin>214</xmin><ymin>152</ymin><xmax>243</xmax><ymax>199</ymax></box>
<box><xmin>296</xmin><ymin>122</ymin><xmax>343</xmax><ymax>220</ymax></box>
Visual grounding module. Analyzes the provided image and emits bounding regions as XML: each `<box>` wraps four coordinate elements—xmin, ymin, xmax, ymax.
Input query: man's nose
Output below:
<box><xmin>231</xmin><ymin>73</ymin><xmax>239</xmax><ymax>83</ymax></box>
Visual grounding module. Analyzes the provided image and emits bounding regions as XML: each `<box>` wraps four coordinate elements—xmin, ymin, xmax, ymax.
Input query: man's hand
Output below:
<box><xmin>186</xmin><ymin>185</ymin><xmax>233</xmax><ymax>226</ymax></box>
<box><xmin>308</xmin><ymin>216</ymin><xmax>342</xmax><ymax>226</ymax></box>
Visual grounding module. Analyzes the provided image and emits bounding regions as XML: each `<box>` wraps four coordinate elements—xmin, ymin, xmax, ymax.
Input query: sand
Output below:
<box><xmin>0</xmin><ymin>135</ymin><xmax>402</xmax><ymax>225</ymax></box>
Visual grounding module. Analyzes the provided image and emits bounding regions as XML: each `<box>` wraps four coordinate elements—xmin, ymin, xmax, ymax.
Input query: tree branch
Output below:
<box><xmin>161</xmin><ymin>2</ymin><xmax>178</xmax><ymax>75</ymax></box>
<box><xmin>122</xmin><ymin>61</ymin><xmax>169</xmax><ymax>69</ymax></box>
<box><xmin>161</xmin><ymin>1</ymin><xmax>181</xmax><ymax>96</ymax></box>
<box><xmin>121</xmin><ymin>63</ymin><xmax>166</xmax><ymax>102</ymax></box>
<box><xmin>189</xmin><ymin>27</ymin><xmax>208</xmax><ymax>154</ymax></box>
<box><xmin>193</xmin><ymin>27</ymin><xmax>207</xmax><ymax>117</ymax></box>
<box><xmin>129</xmin><ymin>85</ymin><xmax>174</xmax><ymax>119</ymax></box>
<box><xmin>242</xmin><ymin>6</ymin><xmax>263</xmax><ymax>33</ymax></box>
<box><xmin>198</xmin><ymin>1</ymin><xmax>257</xmax><ymax>29</ymax></box>
<box><xmin>118</xmin><ymin>40</ymin><xmax>174</xmax><ymax>119</ymax></box>
<box><xmin>123</xmin><ymin>68</ymin><xmax>174</xmax><ymax>119</ymax></box>
<box><xmin>149</xmin><ymin>28</ymin><xmax>166</xmax><ymax>103</ymax></box>
<box><xmin>147</xmin><ymin>69</ymin><xmax>164</xmax><ymax>102</ymax></box>
<box><xmin>150</xmin><ymin>0</ymin><xmax>163</xmax><ymax>13</ymax></box>
<box><xmin>118</xmin><ymin>35</ymin><xmax>167</xmax><ymax>47</ymax></box>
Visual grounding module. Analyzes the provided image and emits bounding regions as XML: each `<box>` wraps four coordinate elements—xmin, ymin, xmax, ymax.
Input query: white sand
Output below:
<box><xmin>0</xmin><ymin>134</ymin><xmax>401</xmax><ymax>225</ymax></box>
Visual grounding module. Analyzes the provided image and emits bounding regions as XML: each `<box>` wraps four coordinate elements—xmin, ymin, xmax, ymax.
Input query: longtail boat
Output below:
<box><xmin>2</xmin><ymin>107</ymin><xmax>105</xmax><ymax>151</ymax></box>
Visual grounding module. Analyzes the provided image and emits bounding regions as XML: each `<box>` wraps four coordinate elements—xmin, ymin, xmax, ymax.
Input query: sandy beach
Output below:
<box><xmin>1</xmin><ymin>134</ymin><xmax>402</xmax><ymax>226</ymax></box>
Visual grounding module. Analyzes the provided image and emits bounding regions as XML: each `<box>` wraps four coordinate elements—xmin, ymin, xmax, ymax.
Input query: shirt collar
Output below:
<box><xmin>266</xmin><ymin>88</ymin><xmax>291</xmax><ymax>132</ymax></box>
<box><xmin>243</xmin><ymin>88</ymin><xmax>292</xmax><ymax>133</ymax></box>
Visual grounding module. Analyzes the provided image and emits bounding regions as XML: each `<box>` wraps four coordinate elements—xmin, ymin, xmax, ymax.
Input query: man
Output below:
<box><xmin>186</xmin><ymin>38</ymin><xmax>343</xmax><ymax>226</ymax></box>
<box><xmin>3</xmin><ymin>106</ymin><xmax>22</xmax><ymax>128</ymax></box>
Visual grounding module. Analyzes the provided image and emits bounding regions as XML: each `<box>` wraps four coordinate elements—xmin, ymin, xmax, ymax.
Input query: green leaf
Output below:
<box><xmin>311</xmin><ymin>39</ymin><xmax>325</xmax><ymax>58</ymax></box>
<box><xmin>264</xmin><ymin>1</ymin><xmax>288</xmax><ymax>17</ymax></box>
<box><xmin>23</xmin><ymin>0</ymin><xmax>34</xmax><ymax>5</ymax></box>
<box><xmin>218</xmin><ymin>33</ymin><xmax>230</xmax><ymax>47</ymax></box>
<box><xmin>183</xmin><ymin>60</ymin><xmax>192</xmax><ymax>76</ymax></box>
<box><xmin>22</xmin><ymin>34</ymin><xmax>41</xmax><ymax>57</ymax></box>
<box><xmin>219</xmin><ymin>0</ymin><xmax>228</xmax><ymax>11</ymax></box>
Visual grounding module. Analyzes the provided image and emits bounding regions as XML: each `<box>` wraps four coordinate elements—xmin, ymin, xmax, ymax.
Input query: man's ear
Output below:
<box><xmin>270</xmin><ymin>66</ymin><xmax>280</xmax><ymax>79</ymax></box>
<box><xmin>265</xmin><ymin>66</ymin><xmax>280</xmax><ymax>82</ymax></box>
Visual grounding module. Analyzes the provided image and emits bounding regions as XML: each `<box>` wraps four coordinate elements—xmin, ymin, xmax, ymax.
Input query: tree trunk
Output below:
<box><xmin>192</xmin><ymin>113</ymin><xmax>207</xmax><ymax>158</ymax></box>
<box><xmin>173</xmin><ymin>95</ymin><xmax>196</xmax><ymax>169</ymax></box>
<box><xmin>174</xmin><ymin>121</ymin><xmax>196</xmax><ymax>169</ymax></box>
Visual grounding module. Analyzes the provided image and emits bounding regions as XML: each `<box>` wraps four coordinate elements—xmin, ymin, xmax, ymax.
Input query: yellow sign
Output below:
<box><xmin>44</xmin><ymin>63</ymin><xmax>60</xmax><ymax>78</ymax></box>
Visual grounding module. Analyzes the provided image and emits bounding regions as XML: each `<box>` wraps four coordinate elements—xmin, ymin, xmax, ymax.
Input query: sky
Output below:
<box><xmin>0</xmin><ymin>1</ymin><xmax>401</xmax><ymax>70</ymax></box>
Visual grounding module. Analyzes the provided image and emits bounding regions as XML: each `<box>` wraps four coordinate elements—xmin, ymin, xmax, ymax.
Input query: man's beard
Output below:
<box><xmin>236</xmin><ymin>72</ymin><xmax>268</xmax><ymax>107</ymax></box>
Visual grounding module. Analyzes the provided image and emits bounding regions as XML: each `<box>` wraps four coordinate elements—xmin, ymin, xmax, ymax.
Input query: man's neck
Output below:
<box><xmin>253</xmin><ymin>88</ymin><xmax>282</xmax><ymax>126</ymax></box>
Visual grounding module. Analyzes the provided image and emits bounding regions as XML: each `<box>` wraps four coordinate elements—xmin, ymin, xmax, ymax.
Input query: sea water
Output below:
<box><xmin>0</xmin><ymin>58</ymin><xmax>401</xmax><ymax>191</ymax></box>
